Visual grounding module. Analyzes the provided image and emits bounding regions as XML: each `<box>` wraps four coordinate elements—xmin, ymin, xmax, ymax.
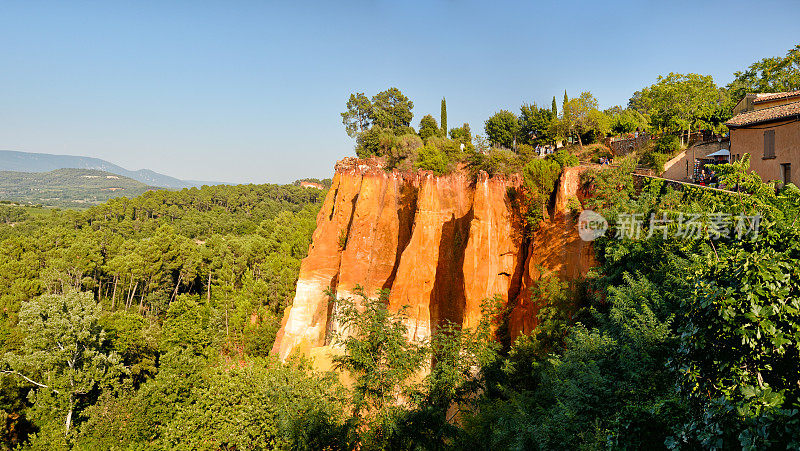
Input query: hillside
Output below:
<box><xmin>0</xmin><ymin>168</ymin><xmax>158</xmax><ymax>208</ymax></box>
<box><xmin>0</xmin><ymin>150</ymin><xmax>223</xmax><ymax>188</ymax></box>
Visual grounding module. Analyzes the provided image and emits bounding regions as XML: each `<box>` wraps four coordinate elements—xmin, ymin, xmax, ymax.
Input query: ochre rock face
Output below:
<box><xmin>273</xmin><ymin>159</ymin><xmax>595</xmax><ymax>360</ymax></box>
<box><xmin>510</xmin><ymin>166</ymin><xmax>596</xmax><ymax>338</ymax></box>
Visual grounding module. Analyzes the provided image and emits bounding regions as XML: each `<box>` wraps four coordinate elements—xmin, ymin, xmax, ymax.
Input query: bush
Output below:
<box><xmin>355</xmin><ymin>126</ymin><xmax>384</xmax><ymax>158</ymax></box>
<box><xmin>393</xmin><ymin>125</ymin><xmax>417</xmax><ymax>136</ymax></box>
<box><xmin>654</xmin><ymin>135</ymin><xmax>680</xmax><ymax>154</ymax></box>
<box><xmin>385</xmin><ymin>133</ymin><xmax>423</xmax><ymax>170</ymax></box>
<box><xmin>425</xmin><ymin>136</ymin><xmax>463</xmax><ymax>158</ymax></box>
<box><xmin>467</xmin><ymin>148</ymin><xmax>524</xmax><ymax>177</ymax></box>
<box><xmin>516</xmin><ymin>143</ymin><xmax>537</xmax><ymax>160</ymax></box>
<box><xmin>418</xmin><ymin>114</ymin><xmax>441</xmax><ymax>141</ymax></box>
<box><xmin>414</xmin><ymin>145</ymin><xmax>451</xmax><ymax>175</ymax></box>
<box><xmin>641</xmin><ymin>151</ymin><xmax>672</xmax><ymax>174</ymax></box>
<box><xmin>523</xmin><ymin>158</ymin><xmax>562</xmax><ymax>225</ymax></box>
<box><xmin>547</xmin><ymin>149</ymin><xmax>579</xmax><ymax>168</ymax></box>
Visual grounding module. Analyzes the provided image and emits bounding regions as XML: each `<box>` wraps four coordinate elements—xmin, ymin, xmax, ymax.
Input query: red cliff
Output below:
<box><xmin>273</xmin><ymin>159</ymin><xmax>595</xmax><ymax>361</ymax></box>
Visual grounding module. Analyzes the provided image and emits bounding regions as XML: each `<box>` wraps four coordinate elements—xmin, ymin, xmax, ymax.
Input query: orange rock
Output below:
<box><xmin>461</xmin><ymin>171</ymin><xmax>525</xmax><ymax>330</ymax></box>
<box><xmin>509</xmin><ymin>166</ymin><xmax>596</xmax><ymax>338</ymax></box>
<box><xmin>273</xmin><ymin>159</ymin><xmax>597</xmax><ymax>362</ymax></box>
<box><xmin>387</xmin><ymin>170</ymin><xmax>474</xmax><ymax>340</ymax></box>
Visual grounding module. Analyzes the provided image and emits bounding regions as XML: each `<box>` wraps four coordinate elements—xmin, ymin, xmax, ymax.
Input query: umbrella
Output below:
<box><xmin>705</xmin><ymin>148</ymin><xmax>730</xmax><ymax>157</ymax></box>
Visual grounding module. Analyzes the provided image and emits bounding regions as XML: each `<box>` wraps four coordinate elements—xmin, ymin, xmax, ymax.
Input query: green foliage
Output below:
<box><xmin>467</xmin><ymin>148</ymin><xmax>524</xmax><ymax>177</ymax></box>
<box><xmin>607</xmin><ymin>106</ymin><xmax>649</xmax><ymax>134</ymax></box>
<box><xmin>727</xmin><ymin>43</ymin><xmax>800</xmax><ymax>102</ymax></box>
<box><xmin>641</xmin><ymin>151</ymin><xmax>673</xmax><ymax>174</ymax></box>
<box><xmin>580</xmin><ymin>156</ymin><xmax>637</xmax><ymax>217</ymax></box>
<box><xmin>369</xmin><ymin>87</ymin><xmax>414</xmax><ymax>131</ymax></box>
<box><xmin>0</xmin><ymin>181</ymin><xmax>324</xmax><ymax>448</ymax></box>
<box><xmin>559</xmin><ymin>91</ymin><xmax>605</xmax><ymax>146</ymax></box>
<box><xmin>449</xmin><ymin>123</ymin><xmax>471</xmax><ymax>144</ymax></box>
<box><xmin>99</xmin><ymin>310</ymin><xmax>159</xmax><ymax>385</ymax></box>
<box><xmin>345</xmin><ymin>88</ymin><xmax>415</xmax><ymax>153</ymax></box>
<box><xmin>654</xmin><ymin>134</ymin><xmax>681</xmax><ymax>153</ymax></box>
<box><xmin>330</xmin><ymin>287</ymin><xmax>426</xmax><ymax>415</ymax></box>
<box><xmin>440</xmin><ymin>97</ymin><xmax>447</xmax><ymax>134</ymax></box>
<box><xmin>327</xmin><ymin>287</ymin><xmax>503</xmax><ymax>450</ymax></box>
<box><xmin>161</xmin><ymin>359</ymin><xmax>347</xmax><ymax>450</ymax></box>
<box><xmin>581</xmin><ymin>108</ymin><xmax>612</xmax><ymax>144</ymax></box>
<box><xmin>522</xmin><ymin>158</ymin><xmax>561</xmax><ymax>224</ymax></box>
<box><xmin>418</xmin><ymin>114</ymin><xmax>442</xmax><ymax>141</ymax></box>
<box><xmin>566</xmin><ymin>195</ymin><xmax>582</xmax><ymax>215</ymax></box>
<box><xmin>546</xmin><ymin>148</ymin><xmax>578</xmax><ymax>168</ymax></box>
<box><xmin>2</xmin><ymin>291</ymin><xmax>125</xmax><ymax>445</ymax></box>
<box><xmin>519</xmin><ymin>103</ymin><xmax>556</xmax><ymax>146</ymax></box>
<box><xmin>414</xmin><ymin>145</ymin><xmax>451</xmax><ymax>175</ymax></box>
<box><xmin>78</xmin><ymin>357</ymin><xmax>349</xmax><ymax>450</ymax></box>
<box><xmin>329</xmin><ymin>286</ymin><xmax>427</xmax><ymax>447</ymax></box>
<box><xmin>0</xmin><ymin>205</ymin><xmax>30</xmax><ymax>224</ymax></box>
<box><xmin>630</xmin><ymin>73</ymin><xmax>731</xmax><ymax>134</ymax></box>
<box><xmin>484</xmin><ymin>110</ymin><xmax>520</xmax><ymax>149</ymax></box>
<box><xmin>293</xmin><ymin>177</ymin><xmax>333</xmax><ymax>189</ymax></box>
<box><xmin>341</xmin><ymin>92</ymin><xmax>372</xmax><ymax>138</ymax></box>
<box><xmin>638</xmin><ymin>135</ymin><xmax>680</xmax><ymax>174</ymax></box>
<box><xmin>355</xmin><ymin>125</ymin><xmax>384</xmax><ymax>158</ymax></box>
<box><xmin>675</xmin><ymin>241</ymin><xmax>800</xmax><ymax>448</ymax></box>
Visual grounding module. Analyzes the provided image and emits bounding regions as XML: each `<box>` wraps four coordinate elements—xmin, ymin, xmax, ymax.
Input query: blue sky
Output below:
<box><xmin>1</xmin><ymin>1</ymin><xmax>798</xmax><ymax>184</ymax></box>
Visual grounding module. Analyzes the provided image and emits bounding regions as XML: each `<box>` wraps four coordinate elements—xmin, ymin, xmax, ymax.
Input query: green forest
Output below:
<box><xmin>1</xmin><ymin>44</ymin><xmax>799</xmax><ymax>450</ymax></box>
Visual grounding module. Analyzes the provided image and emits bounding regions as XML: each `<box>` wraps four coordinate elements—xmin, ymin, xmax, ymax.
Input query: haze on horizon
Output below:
<box><xmin>1</xmin><ymin>0</ymin><xmax>798</xmax><ymax>184</ymax></box>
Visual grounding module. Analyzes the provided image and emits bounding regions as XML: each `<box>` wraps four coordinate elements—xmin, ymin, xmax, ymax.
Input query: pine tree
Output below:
<box><xmin>563</xmin><ymin>90</ymin><xmax>568</xmax><ymax>116</ymax></box>
<box><xmin>440</xmin><ymin>97</ymin><xmax>447</xmax><ymax>135</ymax></box>
<box><xmin>551</xmin><ymin>96</ymin><xmax>558</xmax><ymax>116</ymax></box>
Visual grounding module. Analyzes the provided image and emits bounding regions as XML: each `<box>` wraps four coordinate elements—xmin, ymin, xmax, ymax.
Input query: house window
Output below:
<box><xmin>782</xmin><ymin>163</ymin><xmax>791</xmax><ymax>186</ymax></box>
<box><xmin>764</xmin><ymin>130</ymin><xmax>775</xmax><ymax>159</ymax></box>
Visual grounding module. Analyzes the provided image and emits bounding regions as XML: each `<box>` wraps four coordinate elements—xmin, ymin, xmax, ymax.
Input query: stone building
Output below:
<box><xmin>726</xmin><ymin>90</ymin><xmax>800</xmax><ymax>186</ymax></box>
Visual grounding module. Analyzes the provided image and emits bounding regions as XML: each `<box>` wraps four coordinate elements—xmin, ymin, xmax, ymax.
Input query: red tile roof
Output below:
<box><xmin>752</xmin><ymin>90</ymin><xmax>800</xmax><ymax>104</ymax></box>
<box><xmin>726</xmin><ymin>101</ymin><xmax>800</xmax><ymax>128</ymax></box>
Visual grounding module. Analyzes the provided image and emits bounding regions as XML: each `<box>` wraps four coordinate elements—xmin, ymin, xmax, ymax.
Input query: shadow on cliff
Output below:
<box><xmin>430</xmin><ymin>209</ymin><xmax>473</xmax><ymax>330</ymax></box>
<box><xmin>384</xmin><ymin>182</ymin><xmax>417</xmax><ymax>291</ymax></box>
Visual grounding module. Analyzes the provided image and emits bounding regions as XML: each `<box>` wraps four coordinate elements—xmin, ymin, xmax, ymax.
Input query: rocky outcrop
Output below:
<box><xmin>272</xmin><ymin>158</ymin><xmax>595</xmax><ymax>361</ymax></box>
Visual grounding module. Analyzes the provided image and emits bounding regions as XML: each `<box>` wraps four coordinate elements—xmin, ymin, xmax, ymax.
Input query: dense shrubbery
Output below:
<box><xmin>522</xmin><ymin>158</ymin><xmax>561</xmax><ymax>224</ymax></box>
<box><xmin>640</xmin><ymin>134</ymin><xmax>682</xmax><ymax>173</ymax></box>
<box><xmin>654</xmin><ymin>134</ymin><xmax>681</xmax><ymax>154</ymax></box>
<box><xmin>414</xmin><ymin>145</ymin><xmax>452</xmax><ymax>175</ymax></box>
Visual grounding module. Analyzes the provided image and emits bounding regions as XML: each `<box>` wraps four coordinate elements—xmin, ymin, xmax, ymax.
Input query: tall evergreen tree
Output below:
<box><xmin>563</xmin><ymin>90</ymin><xmax>569</xmax><ymax>115</ymax></box>
<box><xmin>551</xmin><ymin>96</ymin><xmax>558</xmax><ymax>116</ymax></box>
<box><xmin>440</xmin><ymin>97</ymin><xmax>447</xmax><ymax>134</ymax></box>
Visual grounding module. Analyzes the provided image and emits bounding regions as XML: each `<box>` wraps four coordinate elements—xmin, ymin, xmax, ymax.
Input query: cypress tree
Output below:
<box><xmin>440</xmin><ymin>97</ymin><xmax>447</xmax><ymax>136</ymax></box>
<box><xmin>563</xmin><ymin>90</ymin><xmax>568</xmax><ymax>115</ymax></box>
<box><xmin>551</xmin><ymin>96</ymin><xmax>557</xmax><ymax>116</ymax></box>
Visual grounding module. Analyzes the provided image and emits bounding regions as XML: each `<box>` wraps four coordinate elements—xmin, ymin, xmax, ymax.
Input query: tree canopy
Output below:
<box><xmin>629</xmin><ymin>73</ymin><xmax>731</xmax><ymax>134</ymax></box>
<box><xmin>728</xmin><ymin>43</ymin><xmax>800</xmax><ymax>102</ymax></box>
<box><xmin>484</xmin><ymin>110</ymin><xmax>520</xmax><ymax>149</ymax></box>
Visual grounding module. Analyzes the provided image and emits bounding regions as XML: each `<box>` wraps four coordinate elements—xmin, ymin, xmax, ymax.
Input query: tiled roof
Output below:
<box><xmin>726</xmin><ymin>101</ymin><xmax>800</xmax><ymax>128</ymax></box>
<box><xmin>752</xmin><ymin>90</ymin><xmax>800</xmax><ymax>104</ymax></box>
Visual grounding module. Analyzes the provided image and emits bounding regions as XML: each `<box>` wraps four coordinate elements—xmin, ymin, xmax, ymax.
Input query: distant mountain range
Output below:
<box><xmin>0</xmin><ymin>150</ymin><xmax>223</xmax><ymax>188</ymax></box>
<box><xmin>0</xmin><ymin>168</ymin><xmax>156</xmax><ymax>208</ymax></box>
